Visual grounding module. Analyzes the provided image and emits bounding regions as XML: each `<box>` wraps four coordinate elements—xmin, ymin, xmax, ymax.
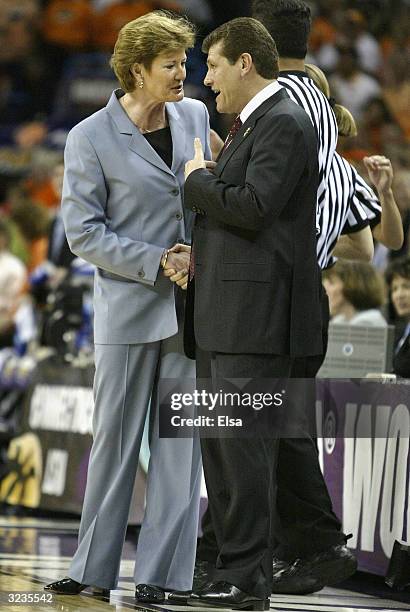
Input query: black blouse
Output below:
<box><xmin>143</xmin><ymin>126</ymin><xmax>173</xmax><ymax>169</ymax></box>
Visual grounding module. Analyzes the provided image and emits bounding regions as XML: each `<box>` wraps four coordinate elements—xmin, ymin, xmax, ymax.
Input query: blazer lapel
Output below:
<box><xmin>166</xmin><ymin>102</ymin><xmax>186</xmax><ymax>176</ymax></box>
<box><xmin>106</xmin><ymin>89</ymin><xmax>175</xmax><ymax>177</ymax></box>
<box><xmin>216</xmin><ymin>88</ymin><xmax>289</xmax><ymax>175</ymax></box>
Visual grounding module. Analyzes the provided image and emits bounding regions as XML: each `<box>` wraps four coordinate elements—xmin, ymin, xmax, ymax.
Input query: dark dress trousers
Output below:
<box><xmin>184</xmin><ymin>88</ymin><xmax>324</xmax><ymax>598</ymax></box>
<box><xmin>198</xmin><ymin>291</ymin><xmax>344</xmax><ymax>568</ymax></box>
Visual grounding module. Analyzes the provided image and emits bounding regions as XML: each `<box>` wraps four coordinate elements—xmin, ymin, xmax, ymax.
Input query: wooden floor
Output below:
<box><xmin>0</xmin><ymin>517</ymin><xmax>409</xmax><ymax>612</ymax></box>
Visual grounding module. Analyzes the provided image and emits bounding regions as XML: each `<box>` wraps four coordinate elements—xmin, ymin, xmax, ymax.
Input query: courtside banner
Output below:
<box><xmin>316</xmin><ymin>378</ymin><xmax>410</xmax><ymax>575</ymax></box>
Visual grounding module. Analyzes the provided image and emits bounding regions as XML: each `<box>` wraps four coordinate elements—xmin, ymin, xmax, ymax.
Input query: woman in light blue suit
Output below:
<box><xmin>45</xmin><ymin>11</ymin><xmax>210</xmax><ymax>602</ymax></box>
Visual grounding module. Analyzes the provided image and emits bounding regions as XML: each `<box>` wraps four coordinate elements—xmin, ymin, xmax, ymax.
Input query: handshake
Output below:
<box><xmin>161</xmin><ymin>243</ymin><xmax>191</xmax><ymax>290</ymax></box>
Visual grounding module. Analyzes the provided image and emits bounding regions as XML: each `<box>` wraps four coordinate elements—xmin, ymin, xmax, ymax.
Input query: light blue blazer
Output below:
<box><xmin>62</xmin><ymin>90</ymin><xmax>210</xmax><ymax>344</ymax></box>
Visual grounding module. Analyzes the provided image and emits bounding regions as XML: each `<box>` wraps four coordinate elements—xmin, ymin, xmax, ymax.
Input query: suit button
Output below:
<box><xmin>171</xmin><ymin>188</ymin><xmax>179</xmax><ymax>196</ymax></box>
<box><xmin>137</xmin><ymin>270</ymin><xmax>145</xmax><ymax>279</ymax></box>
<box><xmin>176</xmin><ymin>212</ymin><xmax>183</xmax><ymax>220</ymax></box>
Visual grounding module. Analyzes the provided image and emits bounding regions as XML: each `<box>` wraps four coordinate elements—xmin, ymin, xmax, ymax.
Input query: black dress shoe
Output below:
<box><xmin>168</xmin><ymin>590</ymin><xmax>191</xmax><ymax>604</ymax></box>
<box><xmin>91</xmin><ymin>586</ymin><xmax>110</xmax><ymax>597</ymax></box>
<box><xmin>272</xmin><ymin>557</ymin><xmax>290</xmax><ymax>577</ymax></box>
<box><xmin>271</xmin><ymin>544</ymin><xmax>357</xmax><ymax>595</ymax></box>
<box><xmin>44</xmin><ymin>578</ymin><xmax>87</xmax><ymax>595</ymax></box>
<box><xmin>167</xmin><ymin>559</ymin><xmax>214</xmax><ymax>604</ymax></box>
<box><xmin>271</xmin><ymin>556</ymin><xmax>318</xmax><ymax>595</ymax></box>
<box><xmin>188</xmin><ymin>581</ymin><xmax>269</xmax><ymax>610</ymax></box>
<box><xmin>193</xmin><ymin>559</ymin><xmax>214</xmax><ymax>591</ymax></box>
<box><xmin>135</xmin><ymin>583</ymin><xmax>165</xmax><ymax>603</ymax></box>
<box><xmin>44</xmin><ymin>578</ymin><xmax>110</xmax><ymax>596</ymax></box>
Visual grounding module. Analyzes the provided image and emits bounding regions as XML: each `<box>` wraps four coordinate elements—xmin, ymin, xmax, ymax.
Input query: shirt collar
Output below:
<box><xmin>240</xmin><ymin>81</ymin><xmax>283</xmax><ymax>124</ymax></box>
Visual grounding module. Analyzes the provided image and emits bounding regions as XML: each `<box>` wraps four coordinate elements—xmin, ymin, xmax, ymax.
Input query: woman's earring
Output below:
<box><xmin>138</xmin><ymin>78</ymin><xmax>144</xmax><ymax>89</ymax></box>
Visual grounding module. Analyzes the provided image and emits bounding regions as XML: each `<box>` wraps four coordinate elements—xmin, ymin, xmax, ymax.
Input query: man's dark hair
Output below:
<box><xmin>252</xmin><ymin>0</ymin><xmax>311</xmax><ymax>59</ymax></box>
<box><xmin>202</xmin><ymin>17</ymin><xmax>279</xmax><ymax>79</ymax></box>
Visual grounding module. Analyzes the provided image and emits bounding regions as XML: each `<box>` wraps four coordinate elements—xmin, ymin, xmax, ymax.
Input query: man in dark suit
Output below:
<box><xmin>183</xmin><ymin>17</ymin><xmax>323</xmax><ymax>609</ymax></box>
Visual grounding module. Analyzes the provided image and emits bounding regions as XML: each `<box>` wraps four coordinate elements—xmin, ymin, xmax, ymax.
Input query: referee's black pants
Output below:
<box><xmin>197</xmin><ymin>290</ymin><xmax>345</xmax><ymax>567</ymax></box>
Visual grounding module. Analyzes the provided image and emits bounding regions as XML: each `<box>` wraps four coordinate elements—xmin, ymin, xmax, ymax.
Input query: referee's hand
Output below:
<box><xmin>364</xmin><ymin>155</ymin><xmax>393</xmax><ymax>195</ymax></box>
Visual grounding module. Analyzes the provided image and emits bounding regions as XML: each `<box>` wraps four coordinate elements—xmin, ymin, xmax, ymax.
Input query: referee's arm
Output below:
<box><xmin>332</xmin><ymin>227</ymin><xmax>373</xmax><ymax>261</ymax></box>
<box><xmin>363</xmin><ymin>156</ymin><xmax>403</xmax><ymax>250</ymax></box>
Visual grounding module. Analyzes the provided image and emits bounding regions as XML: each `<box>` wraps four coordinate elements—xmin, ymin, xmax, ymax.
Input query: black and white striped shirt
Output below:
<box><xmin>278</xmin><ymin>71</ymin><xmax>338</xmax><ymax>232</ymax></box>
<box><xmin>278</xmin><ymin>71</ymin><xmax>382</xmax><ymax>269</ymax></box>
<box><xmin>322</xmin><ymin>153</ymin><xmax>380</xmax><ymax>269</ymax></box>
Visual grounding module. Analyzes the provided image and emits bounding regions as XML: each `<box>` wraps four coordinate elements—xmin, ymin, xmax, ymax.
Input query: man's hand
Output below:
<box><xmin>185</xmin><ymin>138</ymin><xmax>206</xmax><ymax>179</ymax></box>
<box><xmin>169</xmin><ymin>243</ymin><xmax>191</xmax><ymax>255</ymax></box>
<box><xmin>364</xmin><ymin>155</ymin><xmax>393</xmax><ymax>195</ymax></box>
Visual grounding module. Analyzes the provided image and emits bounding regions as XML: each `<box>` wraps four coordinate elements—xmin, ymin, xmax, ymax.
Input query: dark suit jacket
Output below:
<box><xmin>184</xmin><ymin>88</ymin><xmax>323</xmax><ymax>358</ymax></box>
<box><xmin>393</xmin><ymin>325</ymin><xmax>410</xmax><ymax>378</ymax></box>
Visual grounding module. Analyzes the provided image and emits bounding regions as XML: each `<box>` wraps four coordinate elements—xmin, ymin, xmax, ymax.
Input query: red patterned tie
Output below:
<box><xmin>189</xmin><ymin>116</ymin><xmax>242</xmax><ymax>281</ymax></box>
<box><xmin>222</xmin><ymin>115</ymin><xmax>243</xmax><ymax>151</ymax></box>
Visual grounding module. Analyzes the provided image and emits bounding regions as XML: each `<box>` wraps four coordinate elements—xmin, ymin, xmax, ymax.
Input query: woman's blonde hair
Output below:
<box><xmin>305</xmin><ymin>63</ymin><xmax>358</xmax><ymax>137</ymax></box>
<box><xmin>110</xmin><ymin>11</ymin><xmax>196</xmax><ymax>92</ymax></box>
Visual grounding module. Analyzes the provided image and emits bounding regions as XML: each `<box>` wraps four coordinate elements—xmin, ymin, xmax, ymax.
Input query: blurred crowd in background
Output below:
<box><xmin>0</xmin><ymin>0</ymin><xmax>409</xmax><ymax>370</ymax></box>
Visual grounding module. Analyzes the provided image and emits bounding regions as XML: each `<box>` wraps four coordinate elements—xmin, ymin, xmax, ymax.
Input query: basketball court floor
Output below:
<box><xmin>0</xmin><ymin>516</ymin><xmax>409</xmax><ymax>612</ymax></box>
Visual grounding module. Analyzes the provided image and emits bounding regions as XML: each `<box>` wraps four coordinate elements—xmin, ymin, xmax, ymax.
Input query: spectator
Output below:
<box><xmin>42</xmin><ymin>0</ymin><xmax>93</xmax><ymax>50</ymax></box>
<box><xmin>386</xmin><ymin>256</ymin><xmax>410</xmax><ymax>377</ymax></box>
<box><xmin>45</xmin><ymin>161</ymin><xmax>75</xmax><ymax>270</ymax></box>
<box><xmin>90</xmin><ymin>1</ymin><xmax>178</xmax><ymax>50</ymax></box>
<box><xmin>308</xmin><ymin>0</ymin><xmax>345</xmax><ymax>71</ymax></box>
<box><xmin>311</xmin><ymin>6</ymin><xmax>383</xmax><ymax>75</ymax></box>
<box><xmin>382</xmin><ymin>46</ymin><xmax>410</xmax><ymax>142</ymax></box>
<box><xmin>170</xmin><ymin>0</ymin><xmax>213</xmax><ymax>27</ymax></box>
<box><xmin>389</xmin><ymin>168</ymin><xmax>410</xmax><ymax>261</ymax></box>
<box><xmin>323</xmin><ymin>260</ymin><xmax>387</xmax><ymax>327</ymax></box>
<box><xmin>359</xmin><ymin>97</ymin><xmax>402</xmax><ymax>155</ymax></box>
<box><xmin>0</xmin><ymin>218</ymin><xmax>27</xmax><ymax>347</ymax></box>
<box><xmin>329</xmin><ymin>45</ymin><xmax>381</xmax><ymax>121</ymax></box>
<box><xmin>8</xmin><ymin>189</ymin><xmax>50</xmax><ymax>272</ymax></box>
<box><xmin>0</xmin><ymin>0</ymin><xmax>56</xmax><ymax>145</ymax></box>
<box><xmin>342</xmin><ymin>9</ymin><xmax>382</xmax><ymax>75</ymax></box>
<box><xmin>25</xmin><ymin>153</ymin><xmax>65</xmax><ymax>211</ymax></box>
<box><xmin>381</xmin><ymin>17</ymin><xmax>410</xmax><ymax>86</ymax></box>
<box><xmin>308</xmin><ymin>4</ymin><xmax>338</xmax><ymax>59</ymax></box>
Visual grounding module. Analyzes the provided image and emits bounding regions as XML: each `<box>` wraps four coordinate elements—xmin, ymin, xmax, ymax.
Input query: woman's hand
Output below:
<box><xmin>210</xmin><ymin>128</ymin><xmax>224</xmax><ymax>160</ymax></box>
<box><xmin>365</xmin><ymin>155</ymin><xmax>403</xmax><ymax>250</ymax></box>
<box><xmin>165</xmin><ymin>269</ymin><xmax>189</xmax><ymax>290</ymax></box>
<box><xmin>363</xmin><ymin>155</ymin><xmax>393</xmax><ymax>195</ymax></box>
<box><xmin>162</xmin><ymin>243</ymin><xmax>191</xmax><ymax>289</ymax></box>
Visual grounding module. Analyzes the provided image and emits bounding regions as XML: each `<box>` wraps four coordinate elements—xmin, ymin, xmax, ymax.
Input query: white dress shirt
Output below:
<box><xmin>240</xmin><ymin>80</ymin><xmax>283</xmax><ymax>124</ymax></box>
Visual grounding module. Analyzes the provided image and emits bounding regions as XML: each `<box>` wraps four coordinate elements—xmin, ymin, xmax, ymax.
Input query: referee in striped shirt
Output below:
<box><xmin>186</xmin><ymin>0</ymin><xmax>404</xmax><ymax>599</ymax></box>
